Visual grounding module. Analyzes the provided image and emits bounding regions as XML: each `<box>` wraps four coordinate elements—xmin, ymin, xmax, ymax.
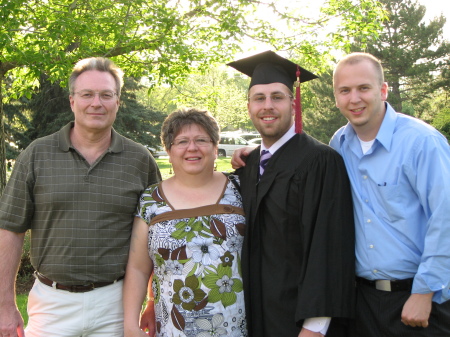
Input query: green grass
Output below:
<box><xmin>17</xmin><ymin>294</ymin><xmax>28</xmax><ymax>326</ymax></box>
<box><xmin>155</xmin><ymin>156</ymin><xmax>233</xmax><ymax>180</ymax></box>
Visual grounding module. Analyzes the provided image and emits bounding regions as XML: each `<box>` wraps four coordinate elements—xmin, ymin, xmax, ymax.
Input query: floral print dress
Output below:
<box><xmin>137</xmin><ymin>174</ymin><xmax>247</xmax><ymax>337</ymax></box>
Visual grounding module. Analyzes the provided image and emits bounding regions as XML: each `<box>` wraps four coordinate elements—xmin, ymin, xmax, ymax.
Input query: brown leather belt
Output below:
<box><xmin>35</xmin><ymin>272</ymin><xmax>124</xmax><ymax>293</ymax></box>
<box><xmin>356</xmin><ymin>277</ymin><xmax>413</xmax><ymax>292</ymax></box>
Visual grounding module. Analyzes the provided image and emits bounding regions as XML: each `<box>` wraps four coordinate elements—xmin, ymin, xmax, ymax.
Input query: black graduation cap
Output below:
<box><xmin>227</xmin><ymin>50</ymin><xmax>318</xmax><ymax>133</ymax></box>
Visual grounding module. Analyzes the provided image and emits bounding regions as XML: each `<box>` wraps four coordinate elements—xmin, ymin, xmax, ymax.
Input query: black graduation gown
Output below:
<box><xmin>236</xmin><ymin>133</ymin><xmax>355</xmax><ymax>337</ymax></box>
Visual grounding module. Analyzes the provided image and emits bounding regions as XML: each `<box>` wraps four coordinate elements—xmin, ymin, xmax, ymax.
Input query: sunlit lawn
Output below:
<box><xmin>17</xmin><ymin>294</ymin><xmax>28</xmax><ymax>326</ymax></box>
<box><xmin>155</xmin><ymin>156</ymin><xmax>233</xmax><ymax>180</ymax></box>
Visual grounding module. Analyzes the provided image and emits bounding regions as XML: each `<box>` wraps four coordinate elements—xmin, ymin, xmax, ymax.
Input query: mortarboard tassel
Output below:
<box><xmin>295</xmin><ymin>65</ymin><xmax>302</xmax><ymax>133</ymax></box>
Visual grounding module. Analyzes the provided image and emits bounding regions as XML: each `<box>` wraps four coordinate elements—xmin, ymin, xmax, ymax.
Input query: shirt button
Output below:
<box><xmin>373</xmin><ymin>270</ymin><xmax>378</xmax><ymax>273</ymax></box>
<box><xmin>367</xmin><ymin>219</ymin><xmax>372</xmax><ymax>223</ymax></box>
<box><xmin>363</xmin><ymin>175</ymin><xmax>368</xmax><ymax>179</ymax></box>
<box><xmin>365</xmin><ymin>199</ymin><xmax>369</xmax><ymax>203</ymax></box>
<box><xmin>369</xmin><ymin>245</ymin><xmax>374</xmax><ymax>249</ymax></box>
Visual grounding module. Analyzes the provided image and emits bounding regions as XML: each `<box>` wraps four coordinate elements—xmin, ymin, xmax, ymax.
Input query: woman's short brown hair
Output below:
<box><xmin>161</xmin><ymin>108</ymin><xmax>220</xmax><ymax>150</ymax></box>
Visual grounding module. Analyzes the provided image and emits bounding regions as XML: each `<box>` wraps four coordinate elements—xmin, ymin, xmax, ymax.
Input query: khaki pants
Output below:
<box><xmin>25</xmin><ymin>278</ymin><xmax>124</xmax><ymax>337</ymax></box>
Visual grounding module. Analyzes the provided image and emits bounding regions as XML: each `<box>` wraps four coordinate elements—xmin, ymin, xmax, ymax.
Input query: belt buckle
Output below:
<box><xmin>375</xmin><ymin>280</ymin><xmax>392</xmax><ymax>291</ymax></box>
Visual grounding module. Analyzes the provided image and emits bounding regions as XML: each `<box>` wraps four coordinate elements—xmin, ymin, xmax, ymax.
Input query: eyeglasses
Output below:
<box><xmin>248</xmin><ymin>93</ymin><xmax>293</xmax><ymax>104</ymax></box>
<box><xmin>73</xmin><ymin>90</ymin><xmax>118</xmax><ymax>102</ymax></box>
<box><xmin>171</xmin><ymin>137</ymin><xmax>213</xmax><ymax>149</ymax></box>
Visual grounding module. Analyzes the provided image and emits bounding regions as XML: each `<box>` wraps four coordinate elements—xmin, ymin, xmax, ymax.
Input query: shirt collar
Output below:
<box><xmin>338</xmin><ymin>102</ymin><xmax>397</xmax><ymax>152</ymax></box>
<box><xmin>261</xmin><ymin>124</ymin><xmax>296</xmax><ymax>155</ymax></box>
<box><xmin>375</xmin><ymin>102</ymin><xmax>397</xmax><ymax>152</ymax></box>
<box><xmin>58</xmin><ymin>122</ymin><xmax>123</xmax><ymax>153</ymax></box>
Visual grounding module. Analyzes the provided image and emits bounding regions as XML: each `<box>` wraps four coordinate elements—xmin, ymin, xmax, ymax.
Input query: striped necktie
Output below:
<box><xmin>259</xmin><ymin>150</ymin><xmax>272</xmax><ymax>177</ymax></box>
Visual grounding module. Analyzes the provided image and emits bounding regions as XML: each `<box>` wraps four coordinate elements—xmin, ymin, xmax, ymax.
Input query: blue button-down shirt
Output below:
<box><xmin>330</xmin><ymin>102</ymin><xmax>450</xmax><ymax>303</ymax></box>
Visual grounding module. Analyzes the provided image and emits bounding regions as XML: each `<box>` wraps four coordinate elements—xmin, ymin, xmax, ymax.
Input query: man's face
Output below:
<box><xmin>69</xmin><ymin>70</ymin><xmax>119</xmax><ymax>133</ymax></box>
<box><xmin>247</xmin><ymin>82</ymin><xmax>295</xmax><ymax>147</ymax></box>
<box><xmin>333</xmin><ymin>60</ymin><xmax>388</xmax><ymax>140</ymax></box>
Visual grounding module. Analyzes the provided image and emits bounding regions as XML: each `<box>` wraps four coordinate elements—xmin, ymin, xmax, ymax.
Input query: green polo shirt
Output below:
<box><xmin>0</xmin><ymin>122</ymin><xmax>161</xmax><ymax>284</ymax></box>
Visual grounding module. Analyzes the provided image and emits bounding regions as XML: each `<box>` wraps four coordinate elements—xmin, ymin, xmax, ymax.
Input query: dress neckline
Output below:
<box><xmin>157</xmin><ymin>172</ymin><xmax>229</xmax><ymax>211</ymax></box>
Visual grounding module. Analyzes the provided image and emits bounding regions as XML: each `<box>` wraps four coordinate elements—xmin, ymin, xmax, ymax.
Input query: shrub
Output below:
<box><xmin>18</xmin><ymin>231</ymin><xmax>34</xmax><ymax>279</ymax></box>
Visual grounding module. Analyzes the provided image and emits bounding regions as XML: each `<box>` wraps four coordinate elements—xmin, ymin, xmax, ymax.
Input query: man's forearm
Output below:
<box><xmin>0</xmin><ymin>229</ymin><xmax>25</xmax><ymax>303</ymax></box>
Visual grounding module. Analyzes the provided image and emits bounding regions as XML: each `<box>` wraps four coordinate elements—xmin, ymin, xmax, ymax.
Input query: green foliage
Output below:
<box><xmin>2</xmin><ymin>0</ymin><xmax>378</xmax><ymax>102</ymax></box>
<box><xmin>304</xmin><ymin>69</ymin><xmax>348</xmax><ymax>143</ymax></box>
<box><xmin>324</xmin><ymin>0</ymin><xmax>388</xmax><ymax>53</ymax></box>
<box><xmin>4</xmin><ymin>99</ymin><xmax>30</xmax><ymax>159</ymax></box>
<box><xmin>0</xmin><ymin>0</ymin><xmax>386</xmax><ymax>192</ymax></box>
<box><xmin>173</xmin><ymin>66</ymin><xmax>254</xmax><ymax>131</ymax></box>
<box><xmin>113</xmin><ymin>78</ymin><xmax>166</xmax><ymax>149</ymax></box>
<box><xmin>432</xmin><ymin>108</ymin><xmax>450</xmax><ymax>141</ymax></box>
<box><xmin>353</xmin><ymin>0</ymin><xmax>450</xmax><ymax>114</ymax></box>
<box><xmin>18</xmin><ymin>231</ymin><xmax>33</xmax><ymax>279</ymax></box>
<box><xmin>24</xmin><ymin>76</ymin><xmax>73</xmax><ymax>146</ymax></box>
<box><xmin>136</xmin><ymin>85</ymin><xmax>178</xmax><ymax>117</ymax></box>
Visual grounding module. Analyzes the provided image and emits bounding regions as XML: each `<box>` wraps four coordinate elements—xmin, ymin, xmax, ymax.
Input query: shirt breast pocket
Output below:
<box><xmin>375</xmin><ymin>184</ymin><xmax>405</xmax><ymax>223</ymax></box>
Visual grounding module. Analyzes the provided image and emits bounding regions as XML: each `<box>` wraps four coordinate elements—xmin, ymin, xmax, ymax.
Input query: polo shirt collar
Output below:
<box><xmin>58</xmin><ymin>122</ymin><xmax>123</xmax><ymax>153</ymax></box>
<box><xmin>109</xmin><ymin>128</ymin><xmax>124</xmax><ymax>153</ymax></box>
<box><xmin>59</xmin><ymin>122</ymin><xmax>74</xmax><ymax>152</ymax></box>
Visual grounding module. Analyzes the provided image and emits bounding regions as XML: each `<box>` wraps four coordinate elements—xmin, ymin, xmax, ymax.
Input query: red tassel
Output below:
<box><xmin>295</xmin><ymin>66</ymin><xmax>302</xmax><ymax>133</ymax></box>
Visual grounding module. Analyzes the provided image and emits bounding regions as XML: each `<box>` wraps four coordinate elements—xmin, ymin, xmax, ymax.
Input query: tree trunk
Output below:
<box><xmin>0</xmin><ymin>72</ymin><xmax>6</xmax><ymax>194</ymax></box>
<box><xmin>390</xmin><ymin>80</ymin><xmax>403</xmax><ymax>113</ymax></box>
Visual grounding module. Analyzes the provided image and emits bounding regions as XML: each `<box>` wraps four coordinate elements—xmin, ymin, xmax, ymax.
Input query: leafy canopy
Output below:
<box><xmin>0</xmin><ymin>0</ymin><xmax>386</xmax><ymax>190</ymax></box>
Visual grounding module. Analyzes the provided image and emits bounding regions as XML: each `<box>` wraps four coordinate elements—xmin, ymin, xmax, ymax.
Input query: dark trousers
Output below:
<box><xmin>349</xmin><ymin>283</ymin><xmax>450</xmax><ymax>337</ymax></box>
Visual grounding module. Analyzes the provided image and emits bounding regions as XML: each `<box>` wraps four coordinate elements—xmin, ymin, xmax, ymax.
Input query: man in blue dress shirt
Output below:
<box><xmin>330</xmin><ymin>52</ymin><xmax>450</xmax><ymax>336</ymax></box>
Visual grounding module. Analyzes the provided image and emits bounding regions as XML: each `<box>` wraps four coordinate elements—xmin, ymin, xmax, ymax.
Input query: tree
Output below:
<box><xmin>173</xmin><ymin>66</ymin><xmax>254</xmax><ymax>131</ymax></box>
<box><xmin>24</xmin><ymin>75</ymin><xmax>73</xmax><ymax>144</ymax></box>
<box><xmin>432</xmin><ymin>108</ymin><xmax>450</xmax><ymax>141</ymax></box>
<box><xmin>114</xmin><ymin>78</ymin><xmax>166</xmax><ymax>148</ymax></box>
<box><xmin>354</xmin><ymin>0</ymin><xmax>450</xmax><ymax>114</ymax></box>
<box><xmin>303</xmin><ymin>69</ymin><xmax>348</xmax><ymax>143</ymax></box>
<box><xmin>3</xmin><ymin>99</ymin><xmax>31</xmax><ymax>160</ymax></box>
<box><xmin>0</xmin><ymin>0</ymin><xmax>385</xmax><ymax>191</ymax></box>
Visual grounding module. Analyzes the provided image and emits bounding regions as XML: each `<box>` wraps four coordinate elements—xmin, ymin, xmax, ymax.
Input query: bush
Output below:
<box><xmin>18</xmin><ymin>231</ymin><xmax>34</xmax><ymax>279</ymax></box>
<box><xmin>432</xmin><ymin>108</ymin><xmax>450</xmax><ymax>142</ymax></box>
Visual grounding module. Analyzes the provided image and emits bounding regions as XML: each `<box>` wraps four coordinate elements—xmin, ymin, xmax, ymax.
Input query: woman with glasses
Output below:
<box><xmin>123</xmin><ymin>108</ymin><xmax>247</xmax><ymax>337</ymax></box>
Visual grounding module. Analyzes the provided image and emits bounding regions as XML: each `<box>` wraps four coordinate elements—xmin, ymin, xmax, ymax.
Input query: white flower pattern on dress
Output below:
<box><xmin>166</xmin><ymin>260</ymin><xmax>183</xmax><ymax>275</ymax></box>
<box><xmin>137</xmin><ymin>175</ymin><xmax>247</xmax><ymax>337</ymax></box>
<box><xmin>187</xmin><ymin>236</ymin><xmax>221</xmax><ymax>265</ymax></box>
<box><xmin>195</xmin><ymin>314</ymin><xmax>228</xmax><ymax>337</ymax></box>
<box><xmin>216</xmin><ymin>275</ymin><xmax>234</xmax><ymax>293</ymax></box>
<box><xmin>226</xmin><ymin>235</ymin><xmax>243</xmax><ymax>253</ymax></box>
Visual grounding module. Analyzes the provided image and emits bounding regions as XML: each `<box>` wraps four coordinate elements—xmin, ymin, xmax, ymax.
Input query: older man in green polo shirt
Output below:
<box><xmin>0</xmin><ymin>57</ymin><xmax>161</xmax><ymax>337</ymax></box>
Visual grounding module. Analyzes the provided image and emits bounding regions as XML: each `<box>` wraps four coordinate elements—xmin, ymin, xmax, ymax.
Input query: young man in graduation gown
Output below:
<box><xmin>228</xmin><ymin>51</ymin><xmax>355</xmax><ymax>337</ymax></box>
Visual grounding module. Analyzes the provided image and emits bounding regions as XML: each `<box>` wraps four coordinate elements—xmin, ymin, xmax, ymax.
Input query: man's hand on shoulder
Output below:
<box><xmin>231</xmin><ymin>146</ymin><xmax>254</xmax><ymax>169</ymax></box>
